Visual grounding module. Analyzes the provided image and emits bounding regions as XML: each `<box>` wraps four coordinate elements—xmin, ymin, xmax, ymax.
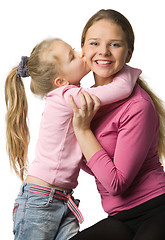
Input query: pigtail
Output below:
<box><xmin>5</xmin><ymin>67</ymin><xmax>30</xmax><ymax>180</ymax></box>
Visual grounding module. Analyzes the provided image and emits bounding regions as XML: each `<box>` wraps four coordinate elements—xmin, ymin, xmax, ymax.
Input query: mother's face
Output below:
<box><xmin>82</xmin><ymin>19</ymin><xmax>132</xmax><ymax>84</ymax></box>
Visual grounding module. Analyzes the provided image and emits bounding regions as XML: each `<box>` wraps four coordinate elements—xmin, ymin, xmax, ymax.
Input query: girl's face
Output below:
<box><xmin>82</xmin><ymin>20</ymin><xmax>132</xmax><ymax>85</ymax></box>
<box><xmin>53</xmin><ymin>40</ymin><xmax>90</xmax><ymax>86</ymax></box>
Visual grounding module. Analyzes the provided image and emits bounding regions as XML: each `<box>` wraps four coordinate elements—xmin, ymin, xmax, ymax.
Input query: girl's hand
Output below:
<box><xmin>68</xmin><ymin>91</ymin><xmax>100</xmax><ymax>132</ymax></box>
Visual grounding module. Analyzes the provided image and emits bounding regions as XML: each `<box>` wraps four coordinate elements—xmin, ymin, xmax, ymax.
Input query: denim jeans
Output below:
<box><xmin>12</xmin><ymin>183</ymin><xmax>80</xmax><ymax>240</ymax></box>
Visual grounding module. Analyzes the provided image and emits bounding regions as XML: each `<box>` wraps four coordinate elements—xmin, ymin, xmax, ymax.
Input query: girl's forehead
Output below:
<box><xmin>50</xmin><ymin>41</ymin><xmax>73</xmax><ymax>63</ymax></box>
<box><xmin>53</xmin><ymin>40</ymin><xmax>71</xmax><ymax>52</ymax></box>
<box><xmin>40</xmin><ymin>40</ymin><xmax>68</xmax><ymax>62</ymax></box>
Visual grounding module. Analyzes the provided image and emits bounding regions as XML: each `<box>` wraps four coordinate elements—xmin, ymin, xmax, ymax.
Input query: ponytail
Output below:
<box><xmin>5</xmin><ymin>39</ymin><xmax>61</xmax><ymax>180</ymax></box>
<box><xmin>137</xmin><ymin>78</ymin><xmax>165</xmax><ymax>165</ymax></box>
<box><xmin>5</xmin><ymin>67</ymin><xmax>30</xmax><ymax>180</ymax></box>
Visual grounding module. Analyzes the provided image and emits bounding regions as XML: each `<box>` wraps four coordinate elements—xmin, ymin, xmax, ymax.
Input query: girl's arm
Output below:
<box><xmin>64</xmin><ymin>65</ymin><xmax>141</xmax><ymax>107</ymax></box>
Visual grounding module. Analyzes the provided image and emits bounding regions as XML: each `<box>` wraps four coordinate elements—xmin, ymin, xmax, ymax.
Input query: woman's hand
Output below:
<box><xmin>68</xmin><ymin>91</ymin><xmax>101</xmax><ymax>132</ymax></box>
<box><xmin>68</xmin><ymin>92</ymin><xmax>102</xmax><ymax>161</ymax></box>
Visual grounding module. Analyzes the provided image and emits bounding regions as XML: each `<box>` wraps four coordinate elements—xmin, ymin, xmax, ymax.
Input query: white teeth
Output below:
<box><xmin>96</xmin><ymin>60</ymin><xmax>111</xmax><ymax>65</ymax></box>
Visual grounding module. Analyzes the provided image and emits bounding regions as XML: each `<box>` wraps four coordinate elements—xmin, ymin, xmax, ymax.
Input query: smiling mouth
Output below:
<box><xmin>96</xmin><ymin>60</ymin><xmax>112</xmax><ymax>65</ymax></box>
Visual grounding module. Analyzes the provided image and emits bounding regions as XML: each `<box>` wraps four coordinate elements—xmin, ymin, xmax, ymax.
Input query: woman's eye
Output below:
<box><xmin>90</xmin><ymin>42</ymin><xmax>98</xmax><ymax>46</ymax></box>
<box><xmin>111</xmin><ymin>43</ymin><xmax>120</xmax><ymax>47</ymax></box>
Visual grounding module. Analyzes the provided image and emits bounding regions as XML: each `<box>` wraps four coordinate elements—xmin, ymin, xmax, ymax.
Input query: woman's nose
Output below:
<box><xmin>98</xmin><ymin>45</ymin><xmax>111</xmax><ymax>56</ymax></box>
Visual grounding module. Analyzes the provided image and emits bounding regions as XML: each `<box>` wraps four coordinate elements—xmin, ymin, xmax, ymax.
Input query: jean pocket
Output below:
<box><xmin>12</xmin><ymin>203</ymin><xmax>19</xmax><ymax>221</ymax></box>
<box><xmin>12</xmin><ymin>203</ymin><xmax>20</xmax><ymax>235</ymax></box>
<box><xmin>26</xmin><ymin>193</ymin><xmax>50</xmax><ymax>209</ymax></box>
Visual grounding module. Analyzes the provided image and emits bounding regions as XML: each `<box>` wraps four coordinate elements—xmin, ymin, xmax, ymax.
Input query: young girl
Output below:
<box><xmin>5</xmin><ymin>38</ymin><xmax>141</xmax><ymax>240</ymax></box>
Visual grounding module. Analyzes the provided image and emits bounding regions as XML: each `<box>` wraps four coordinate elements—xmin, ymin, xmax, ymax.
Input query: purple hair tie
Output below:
<box><xmin>16</xmin><ymin>56</ymin><xmax>30</xmax><ymax>78</ymax></box>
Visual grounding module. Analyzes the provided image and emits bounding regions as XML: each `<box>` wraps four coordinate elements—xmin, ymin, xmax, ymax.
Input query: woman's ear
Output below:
<box><xmin>126</xmin><ymin>50</ymin><xmax>133</xmax><ymax>63</ymax></box>
<box><xmin>54</xmin><ymin>77</ymin><xmax>69</xmax><ymax>87</ymax></box>
<box><xmin>81</xmin><ymin>47</ymin><xmax>85</xmax><ymax>58</ymax></box>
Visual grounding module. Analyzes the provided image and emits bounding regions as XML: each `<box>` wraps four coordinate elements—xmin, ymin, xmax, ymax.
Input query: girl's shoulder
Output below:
<box><xmin>46</xmin><ymin>85</ymin><xmax>78</xmax><ymax>97</ymax></box>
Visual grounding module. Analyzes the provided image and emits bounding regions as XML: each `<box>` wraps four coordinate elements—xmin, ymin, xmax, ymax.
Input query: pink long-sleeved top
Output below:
<box><xmin>83</xmin><ymin>83</ymin><xmax>165</xmax><ymax>216</ymax></box>
<box><xmin>28</xmin><ymin>65</ymin><xmax>141</xmax><ymax>189</ymax></box>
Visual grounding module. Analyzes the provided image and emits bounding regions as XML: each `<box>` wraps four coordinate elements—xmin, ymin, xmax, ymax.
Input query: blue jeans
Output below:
<box><xmin>12</xmin><ymin>183</ymin><xmax>80</xmax><ymax>240</ymax></box>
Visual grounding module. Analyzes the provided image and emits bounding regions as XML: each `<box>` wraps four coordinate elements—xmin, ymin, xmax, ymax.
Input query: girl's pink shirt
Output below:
<box><xmin>84</xmin><ymin>84</ymin><xmax>165</xmax><ymax>215</ymax></box>
<box><xmin>28</xmin><ymin>65</ymin><xmax>141</xmax><ymax>189</ymax></box>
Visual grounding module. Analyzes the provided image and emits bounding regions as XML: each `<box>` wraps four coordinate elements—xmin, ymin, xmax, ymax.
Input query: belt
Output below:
<box><xmin>30</xmin><ymin>185</ymin><xmax>84</xmax><ymax>224</ymax></box>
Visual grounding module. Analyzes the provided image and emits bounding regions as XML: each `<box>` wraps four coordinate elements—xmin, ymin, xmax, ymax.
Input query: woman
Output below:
<box><xmin>69</xmin><ymin>9</ymin><xmax>165</xmax><ymax>240</ymax></box>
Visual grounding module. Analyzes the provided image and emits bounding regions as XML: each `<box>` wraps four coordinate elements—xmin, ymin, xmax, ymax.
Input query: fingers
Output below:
<box><xmin>91</xmin><ymin>94</ymin><xmax>101</xmax><ymax>113</ymax></box>
<box><xmin>78</xmin><ymin>92</ymin><xmax>93</xmax><ymax>112</ymax></box>
<box><xmin>79</xmin><ymin>92</ymin><xmax>87</xmax><ymax>111</ymax></box>
<box><xmin>68</xmin><ymin>95</ymin><xmax>78</xmax><ymax>113</ymax></box>
<box><xmin>81</xmin><ymin>91</ymin><xmax>101</xmax><ymax>113</ymax></box>
<box><xmin>68</xmin><ymin>92</ymin><xmax>101</xmax><ymax>114</ymax></box>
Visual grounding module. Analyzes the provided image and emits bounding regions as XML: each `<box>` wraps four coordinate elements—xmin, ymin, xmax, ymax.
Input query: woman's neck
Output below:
<box><xmin>93</xmin><ymin>73</ymin><xmax>114</xmax><ymax>87</ymax></box>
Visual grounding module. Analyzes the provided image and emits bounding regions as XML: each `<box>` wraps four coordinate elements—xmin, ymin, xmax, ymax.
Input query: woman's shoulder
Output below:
<box><xmin>107</xmin><ymin>83</ymin><xmax>155</xmax><ymax>112</ymax></box>
<box><xmin>122</xmin><ymin>83</ymin><xmax>157</xmax><ymax>116</ymax></box>
<box><xmin>129</xmin><ymin>83</ymin><xmax>155</xmax><ymax>107</ymax></box>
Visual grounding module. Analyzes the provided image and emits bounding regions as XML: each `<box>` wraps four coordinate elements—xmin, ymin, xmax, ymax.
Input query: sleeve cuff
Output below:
<box><xmin>87</xmin><ymin>148</ymin><xmax>107</xmax><ymax>168</ymax></box>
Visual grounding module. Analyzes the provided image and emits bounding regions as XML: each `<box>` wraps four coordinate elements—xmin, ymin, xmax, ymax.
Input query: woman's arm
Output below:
<box><xmin>69</xmin><ymin>92</ymin><xmax>158</xmax><ymax>195</ymax></box>
<box><xmin>81</xmin><ymin>160</ymin><xmax>94</xmax><ymax>175</ymax></box>
<box><xmin>68</xmin><ymin>92</ymin><xmax>102</xmax><ymax>161</ymax></box>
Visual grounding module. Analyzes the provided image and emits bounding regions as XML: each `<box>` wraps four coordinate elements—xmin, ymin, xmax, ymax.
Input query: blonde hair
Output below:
<box><xmin>81</xmin><ymin>9</ymin><xmax>165</xmax><ymax>164</ymax></box>
<box><xmin>5</xmin><ymin>38</ymin><xmax>62</xmax><ymax>180</ymax></box>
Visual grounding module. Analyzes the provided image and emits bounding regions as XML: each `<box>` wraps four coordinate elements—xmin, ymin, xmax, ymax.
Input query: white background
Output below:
<box><xmin>0</xmin><ymin>0</ymin><xmax>165</xmax><ymax>239</ymax></box>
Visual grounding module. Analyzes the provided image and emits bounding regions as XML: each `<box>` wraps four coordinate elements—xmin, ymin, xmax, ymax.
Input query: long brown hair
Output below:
<box><xmin>81</xmin><ymin>9</ymin><xmax>165</xmax><ymax>164</ymax></box>
<box><xmin>5</xmin><ymin>38</ymin><xmax>62</xmax><ymax>180</ymax></box>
